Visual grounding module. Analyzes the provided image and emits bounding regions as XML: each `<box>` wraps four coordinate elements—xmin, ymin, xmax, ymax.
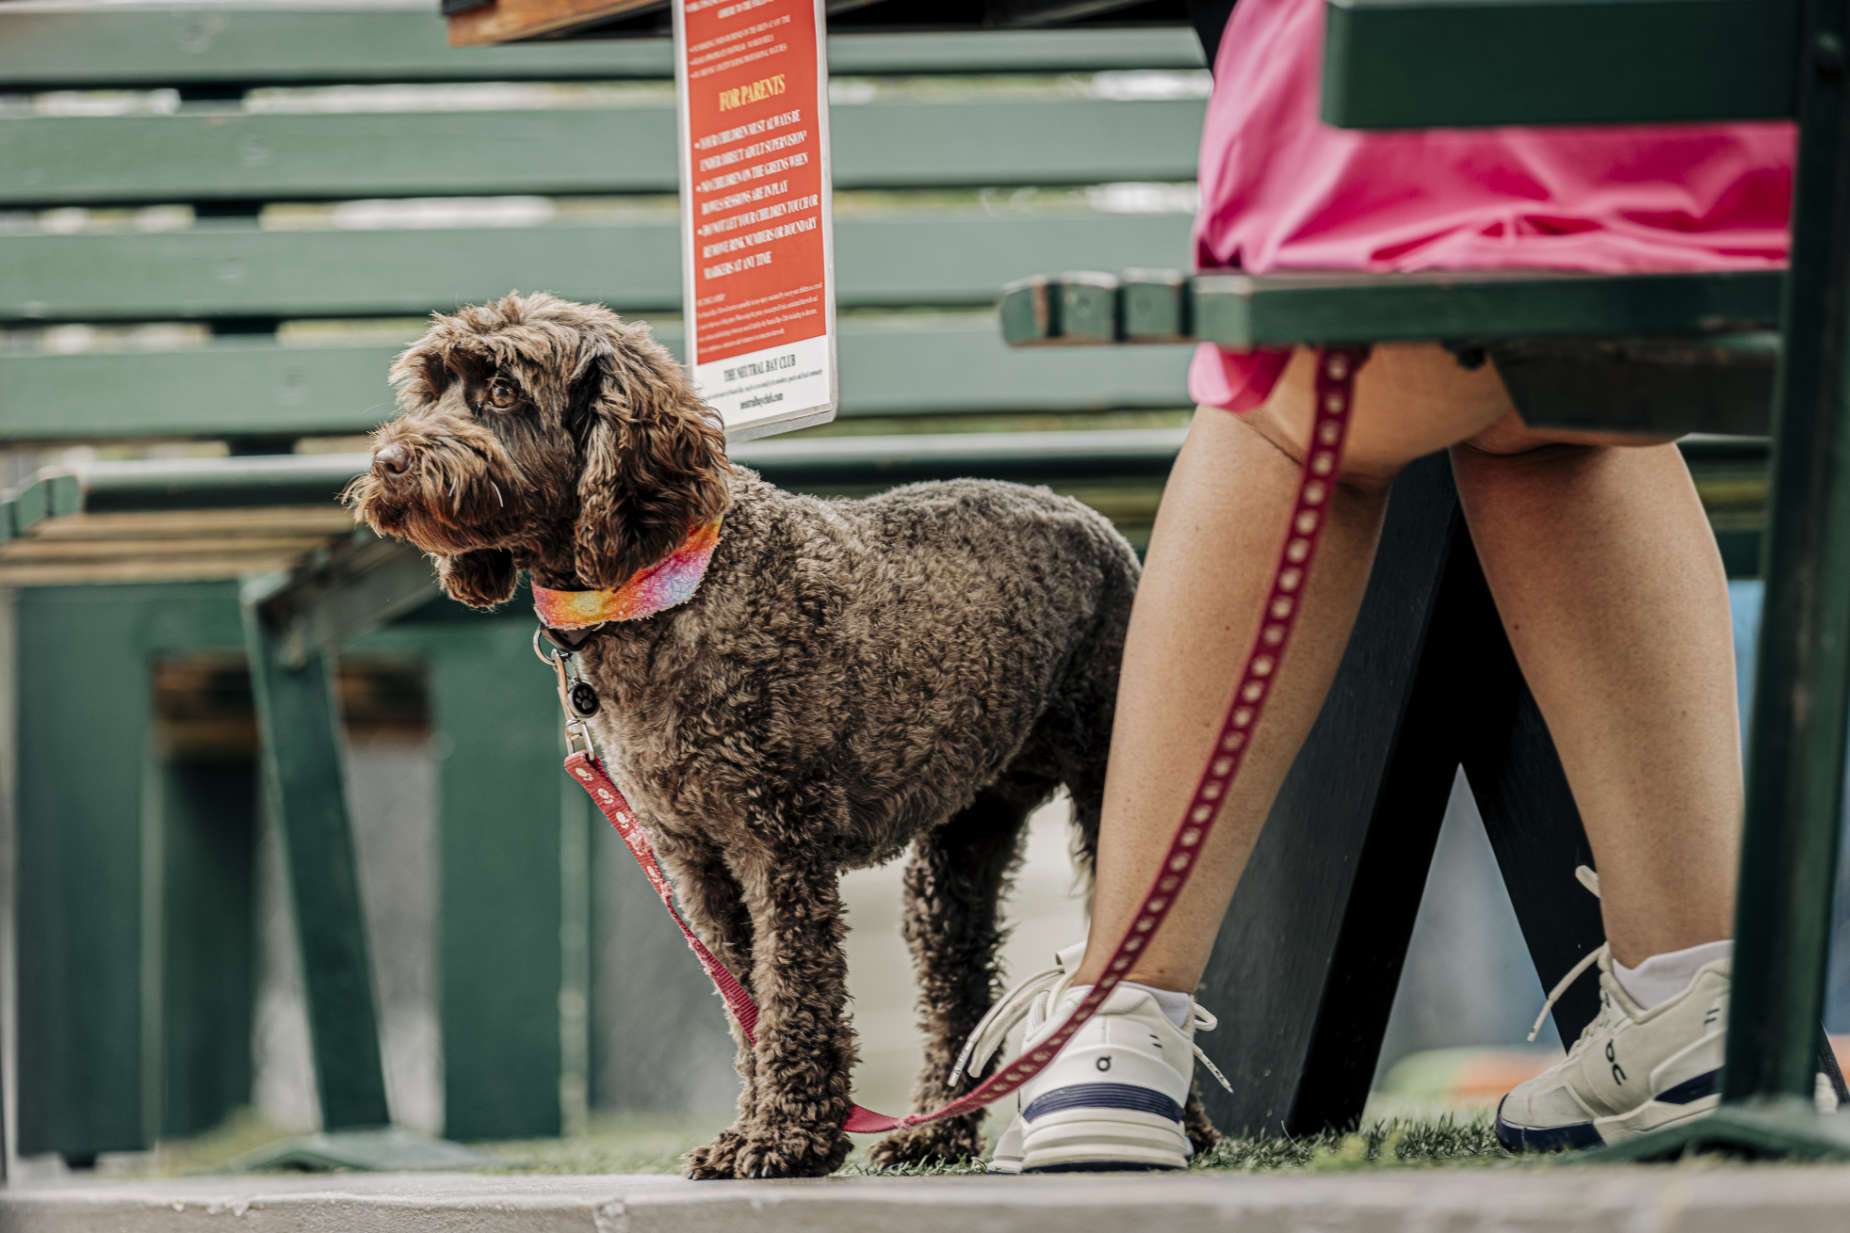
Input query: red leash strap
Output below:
<box><xmin>564</xmin><ymin>347</ymin><xmax>1363</xmax><ymax>1135</ymax></box>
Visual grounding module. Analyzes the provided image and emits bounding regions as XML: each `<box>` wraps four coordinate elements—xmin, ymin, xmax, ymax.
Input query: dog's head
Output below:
<box><xmin>347</xmin><ymin>292</ymin><xmax>730</xmax><ymax>608</ymax></box>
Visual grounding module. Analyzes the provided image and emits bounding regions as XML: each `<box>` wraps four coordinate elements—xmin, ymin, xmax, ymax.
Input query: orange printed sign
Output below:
<box><xmin>674</xmin><ymin>0</ymin><xmax>837</xmax><ymax>439</ymax></box>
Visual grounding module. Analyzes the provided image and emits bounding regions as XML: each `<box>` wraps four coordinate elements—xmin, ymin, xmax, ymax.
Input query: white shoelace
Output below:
<box><xmin>950</xmin><ymin>952</ymin><xmax>1234</xmax><ymax>1095</ymax></box>
<box><xmin>1526</xmin><ymin>865</ymin><xmax>1612</xmax><ymax>1043</ymax></box>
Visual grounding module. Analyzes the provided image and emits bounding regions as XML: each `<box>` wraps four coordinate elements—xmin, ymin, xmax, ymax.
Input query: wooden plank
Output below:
<box><xmin>428</xmin><ymin>625</ymin><xmax>571</xmax><ymax>1139</ymax></box>
<box><xmin>1002</xmin><ymin>269</ymin><xmax>1786</xmax><ymax>349</ymax></box>
<box><xmin>6</xmin><ymin>214</ymin><xmax>1192</xmax><ymax>324</ymax></box>
<box><xmin>1322</xmin><ymin>0</ymin><xmax>1796</xmax><ymax>130</ymax></box>
<box><xmin>0</xmin><ymin>535</ymin><xmax>330</xmax><ymax>560</ymax></box>
<box><xmin>1192</xmin><ymin>270</ymin><xmax>1784</xmax><ymax>347</ymax></box>
<box><xmin>0</xmin><ymin>554</ymin><xmax>314</xmax><ymax>586</ymax></box>
<box><xmin>0</xmin><ymin>320</ymin><xmax>1193</xmax><ymax>442</ymax></box>
<box><xmin>14</xmin><ymin>588</ymin><xmax>157</xmax><ymax>1158</ymax></box>
<box><xmin>38</xmin><ymin>429</ymin><xmax>1183</xmax><ymax>513</ymax></box>
<box><xmin>240</xmin><ymin>583</ymin><xmax>393</xmax><ymax>1131</ymax></box>
<box><xmin>0</xmin><ymin>8</ymin><xmax>1203</xmax><ymax>88</ymax></box>
<box><xmin>23</xmin><ymin>508</ymin><xmax>357</xmax><ymax>540</ymax></box>
<box><xmin>154</xmin><ymin>755</ymin><xmax>257</xmax><ymax>1138</ymax></box>
<box><xmin>0</xmin><ymin>98</ymin><xmax>1203</xmax><ymax>207</ymax></box>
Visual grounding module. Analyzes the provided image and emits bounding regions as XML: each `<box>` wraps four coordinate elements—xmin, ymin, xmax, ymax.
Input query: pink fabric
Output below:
<box><xmin>1189</xmin><ymin>0</ymin><xmax>1796</xmax><ymax>411</ymax></box>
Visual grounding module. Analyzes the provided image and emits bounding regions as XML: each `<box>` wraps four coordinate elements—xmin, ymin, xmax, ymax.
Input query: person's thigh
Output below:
<box><xmin>1240</xmin><ymin>344</ymin><xmax>1518</xmax><ymax>485</ymax></box>
<box><xmin>1244</xmin><ymin>344</ymin><xmax>1683</xmax><ymax>474</ymax></box>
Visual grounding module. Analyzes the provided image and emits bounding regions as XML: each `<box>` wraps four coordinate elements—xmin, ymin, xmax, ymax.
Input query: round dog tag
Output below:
<box><xmin>570</xmin><ymin>682</ymin><xmax>600</xmax><ymax>718</ymax></box>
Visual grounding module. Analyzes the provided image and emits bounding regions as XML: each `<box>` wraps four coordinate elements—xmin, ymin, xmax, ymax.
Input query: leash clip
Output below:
<box><xmin>533</xmin><ymin>626</ymin><xmax>599</xmax><ymax>760</ymax></box>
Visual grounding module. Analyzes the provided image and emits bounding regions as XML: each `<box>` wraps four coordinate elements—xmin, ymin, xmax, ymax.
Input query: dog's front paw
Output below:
<box><xmin>727</xmin><ymin>1119</ymin><xmax>853</xmax><ymax>1179</ymax></box>
<box><xmin>867</xmin><ymin>1117</ymin><xmax>984</xmax><ymax>1170</ymax></box>
<box><xmin>683</xmin><ymin>1127</ymin><xmax>748</xmax><ymax>1180</ymax></box>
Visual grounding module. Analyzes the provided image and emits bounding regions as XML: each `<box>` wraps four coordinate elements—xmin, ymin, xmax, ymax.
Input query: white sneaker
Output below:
<box><xmin>1497</xmin><ymin>939</ymin><xmax>1729</xmax><ymax>1151</ymax></box>
<box><xmin>957</xmin><ymin>943</ymin><xmax>1228</xmax><ymax>1173</ymax></box>
<box><xmin>1498</xmin><ymin>865</ymin><xmax>1736</xmax><ymax>1151</ymax></box>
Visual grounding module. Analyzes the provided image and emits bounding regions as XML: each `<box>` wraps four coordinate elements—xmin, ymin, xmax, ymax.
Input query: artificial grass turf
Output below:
<box><xmin>130</xmin><ymin>1110</ymin><xmax>1513</xmax><ymax>1177</ymax></box>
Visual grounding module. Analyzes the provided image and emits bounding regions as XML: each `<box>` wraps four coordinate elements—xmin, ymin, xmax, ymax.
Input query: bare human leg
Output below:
<box><xmin>1073</xmin><ymin>345</ymin><xmax>1515</xmax><ymax>990</ymax></box>
<box><xmin>1451</xmin><ymin>430</ymin><xmax>1740</xmax><ymax>964</ymax></box>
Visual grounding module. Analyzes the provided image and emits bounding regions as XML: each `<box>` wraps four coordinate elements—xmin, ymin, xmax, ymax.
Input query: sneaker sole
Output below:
<box><xmin>1496</xmin><ymin>1093</ymin><xmax>1720</xmax><ymax>1153</ymax></box>
<box><xmin>1019</xmin><ymin>1110</ymin><xmax>1190</xmax><ymax>1173</ymax></box>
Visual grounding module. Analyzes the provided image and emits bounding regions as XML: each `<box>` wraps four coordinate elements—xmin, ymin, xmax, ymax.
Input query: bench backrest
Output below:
<box><xmin>0</xmin><ymin>2</ymin><xmax>1206</xmax><ymax>448</ymax></box>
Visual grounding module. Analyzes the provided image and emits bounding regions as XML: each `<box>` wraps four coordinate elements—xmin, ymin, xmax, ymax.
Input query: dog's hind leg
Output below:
<box><xmin>868</xmin><ymin>786</ymin><xmax>1036</xmax><ymax>1170</ymax></box>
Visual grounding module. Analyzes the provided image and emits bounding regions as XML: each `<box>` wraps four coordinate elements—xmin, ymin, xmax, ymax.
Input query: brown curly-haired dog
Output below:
<box><xmin>348</xmin><ymin>292</ymin><xmax>1213</xmax><ymax>1179</ymax></box>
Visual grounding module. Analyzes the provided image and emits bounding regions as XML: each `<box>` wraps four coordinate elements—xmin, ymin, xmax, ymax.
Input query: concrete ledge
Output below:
<box><xmin>7</xmin><ymin>1167</ymin><xmax>1850</xmax><ymax>1233</ymax></box>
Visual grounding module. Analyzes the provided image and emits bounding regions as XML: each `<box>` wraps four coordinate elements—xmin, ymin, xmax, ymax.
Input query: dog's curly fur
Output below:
<box><xmin>349</xmin><ymin>292</ymin><xmax>1217</xmax><ymax>1178</ymax></box>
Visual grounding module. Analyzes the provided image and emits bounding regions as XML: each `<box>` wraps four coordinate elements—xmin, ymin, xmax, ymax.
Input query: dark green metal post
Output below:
<box><xmin>240</xmin><ymin>583</ymin><xmax>392</xmax><ymax>1132</ymax></box>
<box><xmin>1724</xmin><ymin>0</ymin><xmax>1850</xmax><ymax>1108</ymax></box>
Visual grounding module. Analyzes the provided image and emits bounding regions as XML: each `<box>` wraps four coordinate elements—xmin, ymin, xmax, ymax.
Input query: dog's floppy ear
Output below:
<box><xmin>572</xmin><ymin>321</ymin><xmax>729</xmax><ymax>588</ymax></box>
<box><xmin>436</xmin><ymin>548</ymin><xmax>518</xmax><ymax>609</ymax></box>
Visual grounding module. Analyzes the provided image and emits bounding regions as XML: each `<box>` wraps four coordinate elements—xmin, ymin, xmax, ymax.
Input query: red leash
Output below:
<box><xmin>551</xmin><ymin>347</ymin><xmax>1362</xmax><ymax>1134</ymax></box>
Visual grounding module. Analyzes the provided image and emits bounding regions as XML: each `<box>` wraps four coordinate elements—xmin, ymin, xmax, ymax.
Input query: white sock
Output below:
<box><xmin>1613</xmin><ymin>939</ymin><xmax>1733</xmax><ymax>1009</ymax></box>
<box><xmin>1126</xmin><ymin>982</ymin><xmax>1194</xmax><ymax>1028</ymax></box>
<box><xmin>1067</xmin><ymin>982</ymin><xmax>1193</xmax><ymax>1028</ymax></box>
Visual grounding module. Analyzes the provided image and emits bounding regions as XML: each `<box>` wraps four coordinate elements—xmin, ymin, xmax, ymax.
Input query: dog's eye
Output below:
<box><xmin>485</xmin><ymin>377</ymin><xmax>520</xmax><ymax>412</ymax></box>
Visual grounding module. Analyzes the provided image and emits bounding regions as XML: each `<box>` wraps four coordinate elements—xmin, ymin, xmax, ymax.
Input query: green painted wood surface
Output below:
<box><xmin>1002</xmin><ymin>269</ymin><xmax>1783</xmax><ymax>348</ymax></box>
<box><xmin>1322</xmin><ymin>0</ymin><xmax>1797</xmax><ymax>129</ymax></box>
<box><xmin>427</xmin><ymin>625</ymin><xmax>574</xmax><ymax>1141</ymax></box>
<box><xmin>14</xmin><ymin>589</ymin><xmax>157</xmax><ymax>1158</ymax></box>
<box><xmin>155</xmin><ymin>754</ymin><xmax>258</xmax><ymax>1138</ymax></box>
<box><xmin>0</xmin><ymin>320</ymin><xmax>1191</xmax><ymax>442</ymax></box>
<box><xmin>0</xmin><ymin>98</ymin><xmax>1203</xmax><ymax>208</ymax></box>
<box><xmin>6</xmin><ymin>214</ymin><xmax>1193</xmax><ymax>324</ymax></box>
<box><xmin>240</xmin><ymin>587</ymin><xmax>392</xmax><ymax>1131</ymax></box>
<box><xmin>0</xmin><ymin>10</ymin><xmax>1200</xmax><ymax>88</ymax></box>
<box><xmin>1724</xmin><ymin>0</ymin><xmax>1850</xmax><ymax>1109</ymax></box>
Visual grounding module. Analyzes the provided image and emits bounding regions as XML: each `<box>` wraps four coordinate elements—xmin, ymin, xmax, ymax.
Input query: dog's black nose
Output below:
<box><xmin>373</xmin><ymin>442</ymin><xmax>410</xmax><ymax>475</ymax></box>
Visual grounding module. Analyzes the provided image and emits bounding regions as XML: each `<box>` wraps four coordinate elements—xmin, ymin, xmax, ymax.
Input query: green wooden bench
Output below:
<box><xmin>0</xmin><ymin>3</ymin><xmax>1204</xmax><ymax>1166</ymax></box>
<box><xmin>1001</xmin><ymin>0</ymin><xmax>1850</xmax><ymax>1159</ymax></box>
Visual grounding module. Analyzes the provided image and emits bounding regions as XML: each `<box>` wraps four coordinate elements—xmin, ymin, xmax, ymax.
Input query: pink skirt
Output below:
<box><xmin>1189</xmin><ymin>0</ymin><xmax>1796</xmax><ymax>411</ymax></box>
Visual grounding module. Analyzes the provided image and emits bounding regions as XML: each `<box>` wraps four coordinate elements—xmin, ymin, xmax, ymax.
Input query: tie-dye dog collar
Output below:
<box><xmin>532</xmin><ymin>517</ymin><xmax>723</xmax><ymax>629</ymax></box>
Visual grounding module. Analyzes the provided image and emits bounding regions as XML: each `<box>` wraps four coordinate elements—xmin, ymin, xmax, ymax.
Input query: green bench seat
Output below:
<box><xmin>1000</xmin><ymin>268</ymin><xmax>1783</xmax><ymax>437</ymax></box>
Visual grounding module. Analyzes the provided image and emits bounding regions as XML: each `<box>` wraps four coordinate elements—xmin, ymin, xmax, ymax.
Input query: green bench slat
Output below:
<box><xmin>0</xmin><ymin>8</ymin><xmax>1202</xmax><ymax>88</ymax></box>
<box><xmin>8</xmin><ymin>213</ymin><xmax>1190</xmax><ymax>323</ymax></box>
<box><xmin>1322</xmin><ymin>0</ymin><xmax>1796</xmax><ymax>129</ymax></box>
<box><xmin>1193</xmin><ymin>270</ymin><xmax>1781</xmax><ymax>347</ymax></box>
<box><xmin>17</xmin><ymin>426</ymin><xmax>1185</xmax><ymax>520</ymax></box>
<box><xmin>0</xmin><ymin>320</ymin><xmax>1190</xmax><ymax>441</ymax></box>
<box><xmin>0</xmin><ymin>97</ymin><xmax>1203</xmax><ymax>208</ymax></box>
<box><xmin>1002</xmin><ymin>269</ymin><xmax>1782</xmax><ymax>348</ymax></box>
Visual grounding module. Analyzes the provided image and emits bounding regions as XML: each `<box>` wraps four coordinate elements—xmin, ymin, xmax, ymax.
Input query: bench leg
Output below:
<box><xmin>154</xmin><ymin>752</ymin><xmax>258</xmax><ymax>1139</ymax></box>
<box><xmin>240</xmin><ymin>585</ymin><xmax>393</xmax><ymax>1133</ymax></box>
<box><xmin>14</xmin><ymin>588</ymin><xmax>157</xmax><ymax>1161</ymax></box>
<box><xmin>427</xmin><ymin>621</ymin><xmax>576</xmax><ymax>1142</ymax></box>
<box><xmin>1200</xmin><ymin>455</ymin><xmax>1466</xmax><ymax>1135</ymax></box>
